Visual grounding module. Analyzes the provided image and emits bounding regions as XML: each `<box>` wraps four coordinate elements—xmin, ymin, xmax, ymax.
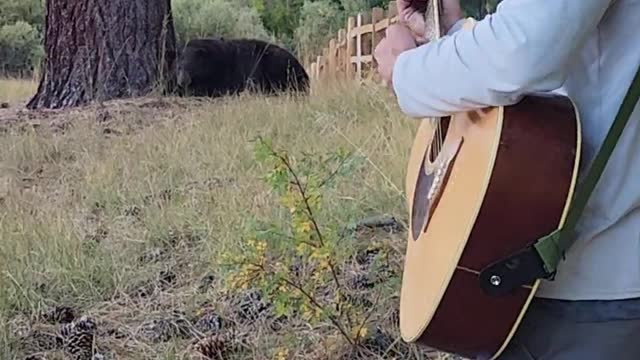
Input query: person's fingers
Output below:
<box><xmin>401</xmin><ymin>7</ymin><xmax>413</xmax><ymax>17</ymax></box>
<box><xmin>385</xmin><ymin>24</ymin><xmax>418</xmax><ymax>51</ymax></box>
<box><xmin>386</xmin><ymin>23</ymin><xmax>411</xmax><ymax>37</ymax></box>
<box><xmin>399</xmin><ymin>7</ymin><xmax>412</xmax><ymax>23</ymax></box>
<box><xmin>397</xmin><ymin>0</ymin><xmax>410</xmax><ymax>14</ymax></box>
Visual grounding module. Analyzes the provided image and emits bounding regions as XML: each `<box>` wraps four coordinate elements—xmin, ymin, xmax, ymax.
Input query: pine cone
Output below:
<box><xmin>139</xmin><ymin>311</ymin><xmax>194</xmax><ymax>343</ymax></box>
<box><xmin>20</xmin><ymin>327</ymin><xmax>63</xmax><ymax>353</ymax></box>
<box><xmin>234</xmin><ymin>289</ymin><xmax>270</xmax><ymax>322</ymax></box>
<box><xmin>24</xmin><ymin>355</ymin><xmax>47</xmax><ymax>360</ymax></box>
<box><xmin>58</xmin><ymin>316</ymin><xmax>97</xmax><ymax>360</ymax></box>
<box><xmin>195</xmin><ymin>311</ymin><xmax>223</xmax><ymax>334</ymax></box>
<box><xmin>192</xmin><ymin>335</ymin><xmax>228</xmax><ymax>359</ymax></box>
<box><xmin>43</xmin><ymin>305</ymin><xmax>77</xmax><ymax>324</ymax></box>
<box><xmin>65</xmin><ymin>331</ymin><xmax>95</xmax><ymax>360</ymax></box>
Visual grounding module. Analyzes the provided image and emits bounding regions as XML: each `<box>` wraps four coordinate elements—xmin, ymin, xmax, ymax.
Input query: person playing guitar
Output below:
<box><xmin>374</xmin><ymin>0</ymin><xmax>640</xmax><ymax>359</ymax></box>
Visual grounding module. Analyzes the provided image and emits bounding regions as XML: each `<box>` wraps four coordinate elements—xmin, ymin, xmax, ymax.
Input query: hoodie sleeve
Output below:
<box><xmin>391</xmin><ymin>0</ymin><xmax>614</xmax><ymax>118</ymax></box>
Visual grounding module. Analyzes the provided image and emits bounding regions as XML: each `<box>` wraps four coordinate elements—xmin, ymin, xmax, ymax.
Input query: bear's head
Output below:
<box><xmin>176</xmin><ymin>38</ymin><xmax>230</xmax><ymax>92</ymax></box>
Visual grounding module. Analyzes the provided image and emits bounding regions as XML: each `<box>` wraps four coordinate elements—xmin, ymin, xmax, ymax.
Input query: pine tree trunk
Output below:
<box><xmin>27</xmin><ymin>0</ymin><xmax>177</xmax><ymax>110</ymax></box>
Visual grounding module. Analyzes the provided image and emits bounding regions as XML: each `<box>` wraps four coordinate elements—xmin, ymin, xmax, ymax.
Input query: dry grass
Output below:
<box><xmin>0</xmin><ymin>77</ymin><xmax>38</xmax><ymax>105</ymax></box>
<box><xmin>0</xmin><ymin>78</ymin><xmax>461</xmax><ymax>359</ymax></box>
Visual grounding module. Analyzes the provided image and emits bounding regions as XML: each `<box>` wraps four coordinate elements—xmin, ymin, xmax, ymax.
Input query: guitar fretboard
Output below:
<box><xmin>423</xmin><ymin>0</ymin><xmax>445</xmax><ymax>41</ymax></box>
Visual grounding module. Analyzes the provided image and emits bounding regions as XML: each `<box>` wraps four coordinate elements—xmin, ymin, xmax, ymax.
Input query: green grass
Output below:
<box><xmin>0</xmin><ymin>78</ymin><xmax>461</xmax><ymax>359</ymax></box>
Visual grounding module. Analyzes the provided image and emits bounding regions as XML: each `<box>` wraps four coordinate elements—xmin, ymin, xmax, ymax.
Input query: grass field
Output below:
<box><xmin>0</xmin><ymin>78</ymin><xmax>460</xmax><ymax>359</ymax></box>
<box><xmin>0</xmin><ymin>77</ymin><xmax>38</xmax><ymax>105</ymax></box>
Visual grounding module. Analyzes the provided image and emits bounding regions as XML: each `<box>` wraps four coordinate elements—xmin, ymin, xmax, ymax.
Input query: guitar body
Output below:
<box><xmin>400</xmin><ymin>95</ymin><xmax>581</xmax><ymax>359</ymax></box>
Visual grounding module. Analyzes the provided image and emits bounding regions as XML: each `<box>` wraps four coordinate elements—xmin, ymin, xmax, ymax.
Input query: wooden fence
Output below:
<box><xmin>305</xmin><ymin>1</ymin><xmax>402</xmax><ymax>84</ymax></box>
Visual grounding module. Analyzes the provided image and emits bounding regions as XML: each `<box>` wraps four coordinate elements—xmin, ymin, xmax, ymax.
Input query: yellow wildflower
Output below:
<box><xmin>352</xmin><ymin>326</ymin><xmax>369</xmax><ymax>340</ymax></box>
<box><xmin>256</xmin><ymin>240</ymin><xmax>267</xmax><ymax>253</ymax></box>
<box><xmin>274</xmin><ymin>348</ymin><xmax>289</xmax><ymax>360</ymax></box>
<box><xmin>299</xmin><ymin>221</ymin><xmax>312</xmax><ymax>233</ymax></box>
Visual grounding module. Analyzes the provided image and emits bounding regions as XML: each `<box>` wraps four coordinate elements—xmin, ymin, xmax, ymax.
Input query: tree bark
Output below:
<box><xmin>27</xmin><ymin>0</ymin><xmax>177</xmax><ymax>110</ymax></box>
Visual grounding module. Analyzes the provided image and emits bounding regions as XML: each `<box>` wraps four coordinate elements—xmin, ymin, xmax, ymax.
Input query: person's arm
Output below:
<box><xmin>392</xmin><ymin>0</ymin><xmax>614</xmax><ymax>118</ymax></box>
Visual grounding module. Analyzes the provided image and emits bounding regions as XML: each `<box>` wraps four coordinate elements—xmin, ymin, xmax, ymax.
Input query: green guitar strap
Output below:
<box><xmin>534</xmin><ymin>62</ymin><xmax>640</xmax><ymax>276</ymax></box>
<box><xmin>480</xmin><ymin>61</ymin><xmax>640</xmax><ymax>296</ymax></box>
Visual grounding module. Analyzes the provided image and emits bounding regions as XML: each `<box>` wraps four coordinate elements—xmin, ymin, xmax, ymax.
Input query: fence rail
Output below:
<box><xmin>305</xmin><ymin>1</ymin><xmax>402</xmax><ymax>84</ymax></box>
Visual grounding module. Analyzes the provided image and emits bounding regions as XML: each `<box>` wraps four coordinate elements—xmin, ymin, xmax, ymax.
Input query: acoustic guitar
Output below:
<box><xmin>399</xmin><ymin>1</ymin><xmax>582</xmax><ymax>359</ymax></box>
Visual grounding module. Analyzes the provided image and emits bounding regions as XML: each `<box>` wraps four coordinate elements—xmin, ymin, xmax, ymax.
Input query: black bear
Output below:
<box><xmin>176</xmin><ymin>37</ymin><xmax>310</xmax><ymax>98</ymax></box>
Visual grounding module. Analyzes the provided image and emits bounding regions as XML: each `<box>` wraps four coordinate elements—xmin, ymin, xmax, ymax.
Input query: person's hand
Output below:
<box><xmin>373</xmin><ymin>24</ymin><xmax>417</xmax><ymax>90</ymax></box>
<box><xmin>397</xmin><ymin>0</ymin><xmax>428</xmax><ymax>43</ymax></box>
<box><xmin>397</xmin><ymin>0</ymin><xmax>464</xmax><ymax>42</ymax></box>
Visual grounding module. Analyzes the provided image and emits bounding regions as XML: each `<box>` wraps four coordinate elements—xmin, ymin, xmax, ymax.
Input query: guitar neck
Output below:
<box><xmin>420</xmin><ymin>0</ymin><xmax>446</xmax><ymax>126</ymax></box>
<box><xmin>423</xmin><ymin>0</ymin><xmax>445</xmax><ymax>40</ymax></box>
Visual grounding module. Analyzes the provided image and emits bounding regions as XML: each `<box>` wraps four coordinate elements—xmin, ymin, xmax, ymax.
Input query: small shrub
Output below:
<box><xmin>220</xmin><ymin>137</ymin><xmax>387</xmax><ymax>351</ymax></box>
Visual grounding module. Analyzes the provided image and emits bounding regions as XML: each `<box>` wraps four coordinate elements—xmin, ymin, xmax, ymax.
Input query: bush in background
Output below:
<box><xmin>0</xmin><ymin>21</ymin><xmax>43</xmax><ymax>76</ymax></box>
<box><xmin>250</xmin><ymin>0</ymin><xmax>304</xmax><ymax>48</ymax></box>
<box><xmin>0</xmin><ymin>0</ymin><xmax>44</xmax><ymax>76</ymax></box>
<box><xmin>0</xmin><ymin>0</ymin><xmax>43</xmax><ymax>30</ymax></box>
<box><xmin>294</xmin><ymin>0</ymin><xmax>344</xmax><ymax>61</ymax></box>
<box><xmin>172</xmin><ymin>0</ymin><xmax>273</xmax><ymax>46</ymax></box>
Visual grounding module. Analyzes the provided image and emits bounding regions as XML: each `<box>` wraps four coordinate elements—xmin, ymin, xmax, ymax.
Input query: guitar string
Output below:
<box><xmin>435</xmin><ymin>118</ymin><xmax>444</xmax><ymax>156</ymax></box>
<box><xmin>434</xmin><ymin>120</ymin><xmax>440</xmax><ymax>156</ymax></box>
<box><xmin>435</xmin><ymin>119</ymin><xmax>441</xmax><ymax>156</ymax></box>
<box><xmin>438</xmin><ymin>120</ymin><xmax>443</xmax><ymax>152</ymax></box>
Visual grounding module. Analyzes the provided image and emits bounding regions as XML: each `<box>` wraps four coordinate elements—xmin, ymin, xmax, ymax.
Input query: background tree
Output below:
<box><xmin>26</xmin><ymin>0</ymin><xmax>178</xmax><ymax>110</ymax></box>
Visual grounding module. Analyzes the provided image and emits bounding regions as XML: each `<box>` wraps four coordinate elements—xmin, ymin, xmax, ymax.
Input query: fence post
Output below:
<box><xmin>371</xmin><ymin>7</ymin><xmax>385</xmax><ymax>82</ymax></box>
<box><xmin>322</xmin><ymin>46</ymin><xmax>330</xmax><ymax>81</ymax></box>
<box><xmin>306</xmin><ymin>1</ymin><xmax>404</xmax><ymax>85</ymax></box>
<box><xmin>310</xmin><ymin>62</ymin><xmax>317</xmax><ymax>81</ymax></box>
<box><xmin>388</xmin><ymin>1</ymin><xmax>398</xmax><ymax>20</ymax></box>
<box><xmin>328</xmin><ymin>38</ymin><xmax>337</xmax><ymax>80</ymax></box>
<box><xmin>337</xmin><ymin>29</ymin><xmax>346</xmax><ymax>79</ymax></box>
<box><xmin>355</xmin><ymin>13</ymin><xmax>364</xmax><ymax>80</ymax></box>
<box><xmin>372</xmin><ymin>7</ymin><xmax>385</xmax><ymax>49</ymax></box>
<box><xmin>360</xmin><ymin>11</ymin><xmax>373</xmax><ymax>80</ymax></box>
<box><xmin>346</xmin><ymin>16</ymin><xmax>356</xmax><ymax>79</ymax></box>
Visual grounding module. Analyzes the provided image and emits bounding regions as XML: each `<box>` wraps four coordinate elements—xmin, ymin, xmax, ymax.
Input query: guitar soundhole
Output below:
<box><xmin>428</xmin><ymin>116</ymin><xmax>451</xmax><ymax>163</ymax></box>
<box><xmin>410</xmin><ymin>154</ymin><xmax>433</xmax><ymax>241</ymax></box>
<box><xmin>410</xmin><ymin>116</ymin><xmax>458</xmax><ymax>242</ymax></box>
